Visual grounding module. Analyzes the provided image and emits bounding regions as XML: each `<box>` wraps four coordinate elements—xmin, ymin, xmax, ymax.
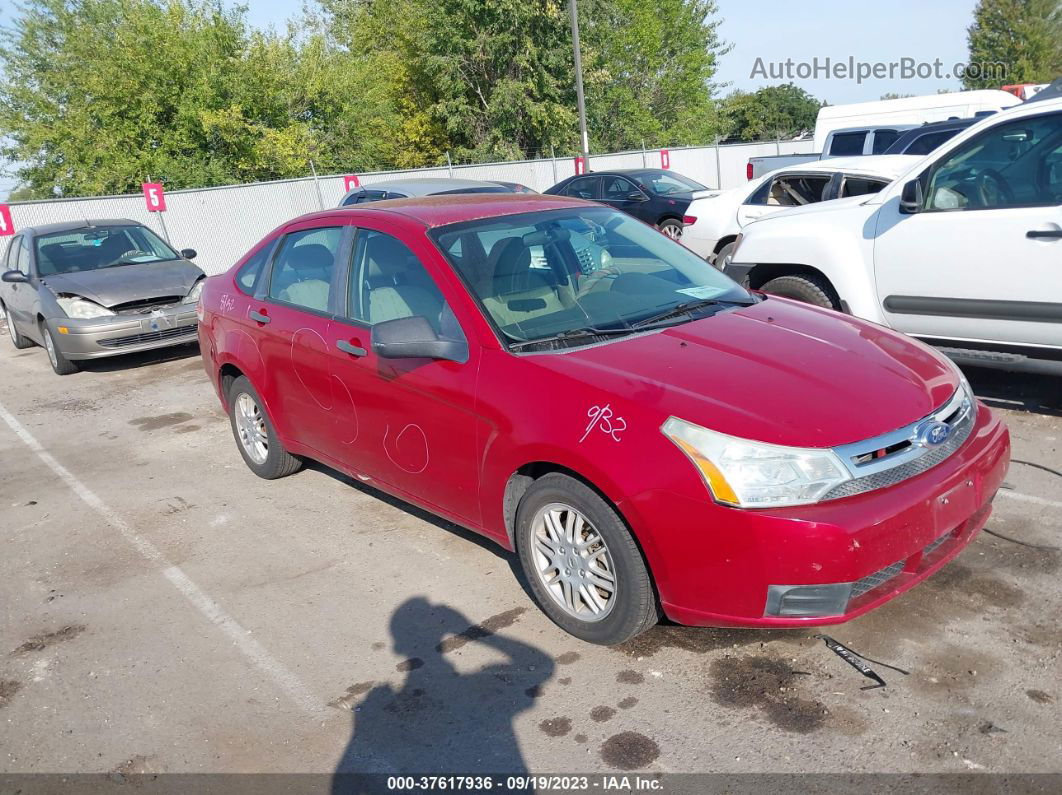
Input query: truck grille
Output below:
<box><xmin>97</xmin><ymin>324</ymin><xmax>197</xmax><ymax>348</ymax></box>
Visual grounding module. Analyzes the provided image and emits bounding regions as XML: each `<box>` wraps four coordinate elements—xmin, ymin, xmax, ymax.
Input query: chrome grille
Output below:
<box><xmin>97</xmin><ymin>324</ymin><xmax>197</xmax><ymax>348</ymax></box>
<box><xmin>850</xmin><ymin>560</ymin><xmax>905</xmax><ymax>600</ymax></box>
<box><xmin>824</xmin><ymin>410</ymin><xmax>974</xmax><ymax>499</ymax></box>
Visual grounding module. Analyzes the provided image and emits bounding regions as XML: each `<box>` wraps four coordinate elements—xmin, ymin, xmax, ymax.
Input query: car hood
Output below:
<box><xmin>41</xmin><ymin>260</ymin><xmax>204</xmax><ymax>308</ymax></box>
<box><xmin>531</xmin><ymin>297</ymin><xmax>959</xmax><ymax>448</ymax></box>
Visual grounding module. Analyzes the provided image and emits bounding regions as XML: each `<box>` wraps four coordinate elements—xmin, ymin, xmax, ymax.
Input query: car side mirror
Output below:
<box><xmin>180</xmin><ymin>248</ymin><xmax>197</xmax><ymax>260</ymax></box>
<box><xmin>371</xmin><ymin>315</ymin><xmax>468</xmax><ymax>364</ymax></box>
<box><xmin>1</xmin><ymin>269</ymin><xmax>28</xmax><ymax>284</ymax></box>
<box><xmin>899</xmin><ymin>179</ymin><xmax>924</xmax><ymax>214</ymax></box>
<box><xmin>627</xmin><ymin>191</ymin><xmax>648</xmax><ymax>202</ymax></box>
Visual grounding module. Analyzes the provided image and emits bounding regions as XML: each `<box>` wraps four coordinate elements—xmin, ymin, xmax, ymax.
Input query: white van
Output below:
<box><xmin>813</xmin><ymin>90</ymin><xmax>1021</xmax><ymax>151</ymax></box>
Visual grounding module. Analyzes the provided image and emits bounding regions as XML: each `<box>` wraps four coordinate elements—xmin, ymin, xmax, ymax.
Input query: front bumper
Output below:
<box><xmin>47</xmin><ymin>305</ymin><xmax>199</xmax><ymax>360</ymax></box>
<box><xmin>619</xmin><ymin>402</ymin><xmax>1010</xmax><ymax>628</ymax></box>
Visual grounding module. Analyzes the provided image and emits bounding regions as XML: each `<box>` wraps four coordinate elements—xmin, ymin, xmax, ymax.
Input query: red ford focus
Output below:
<box><xmin>197</xmin><ymin>194</ymin><xmax>1009</xmax><ymax>645</ymax></box>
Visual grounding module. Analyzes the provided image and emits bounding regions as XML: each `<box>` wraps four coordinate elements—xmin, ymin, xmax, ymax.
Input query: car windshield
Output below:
<box><xmin>638</xmin><ymin>171</ymin><xmax>706</xmax><ymax>195</ymax></box>
<box><xmin>35</xmin><ymin>225</ymin><xmax>180</xmax><ymax>276</ymax></box>
<box><xmin>432</xmin><ymin>207</ymin><xmax>753</xmax><ymax>350</ymax></box>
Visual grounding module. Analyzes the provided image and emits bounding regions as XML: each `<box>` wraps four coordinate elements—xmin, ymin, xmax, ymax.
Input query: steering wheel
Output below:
<box><xmin>975</xmin><ymin>169</ymin><xmax>1014</xmax><ymax>207</ymax></box>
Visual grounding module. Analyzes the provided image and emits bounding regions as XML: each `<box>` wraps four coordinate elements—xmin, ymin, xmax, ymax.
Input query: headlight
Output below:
<box><xmin>56</xmin><ymin>296</ymin><xmax>115</xmax><ymax>319</ymax></box>
<box><xmin>183</xmin><ymin>279</ymin><xmax>204</xmax><ymax>304</ymax></box>
<box><xmin>661</xmin><ymin>417</ymin><xmax>852</xmax><ymax>508</ymax></box>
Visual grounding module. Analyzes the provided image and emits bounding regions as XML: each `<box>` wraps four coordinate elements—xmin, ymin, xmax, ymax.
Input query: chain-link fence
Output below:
<box><xmin>6</xmin><ymin>139</ymin><xmax>814</xmax><ymax>276</ymax></box>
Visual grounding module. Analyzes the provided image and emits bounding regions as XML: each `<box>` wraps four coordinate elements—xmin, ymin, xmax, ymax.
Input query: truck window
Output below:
<box><xmin>829</xmin><ymin>132</ymin><xmax>867</xmax><ymax>157</ymax></box>
<box><xmin>871</xmin><ymin>130</ymin><xmax>900</xmax><ymax>154</ymax></box>
<box><xmin>904</xmin><ymin>130</ymin><xmax>957</xmax><ymax>155</ymax></box>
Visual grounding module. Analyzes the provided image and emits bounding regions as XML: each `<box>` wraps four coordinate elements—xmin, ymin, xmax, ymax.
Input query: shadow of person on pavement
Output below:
<box><xmin>332</xmin><ymin>597</ymin><xmax>554</xmax><ymax>793</ymax></box>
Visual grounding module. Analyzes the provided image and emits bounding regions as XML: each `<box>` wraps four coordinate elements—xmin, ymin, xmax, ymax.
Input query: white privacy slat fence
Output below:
<box><xmin>7</xmin><ymin>139</ymin><xmax>815</xmax><ymax>276</ymax></box>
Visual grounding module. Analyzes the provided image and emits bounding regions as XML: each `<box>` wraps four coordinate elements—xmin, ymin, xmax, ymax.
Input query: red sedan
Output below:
<box><xmin>197</xmin><ymin>194</ymin><xmax>1009</xmax><ymax>645</ymax></box>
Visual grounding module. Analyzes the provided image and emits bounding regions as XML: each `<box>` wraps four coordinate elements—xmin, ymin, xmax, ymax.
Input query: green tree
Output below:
<box><xmin>718</xmin><ymin>84</ymin><xmax>821</xmax><ymax>142</ymax></box>
<box><xmin>963</xmin><ymin>0</ymin><xmax>1062</xmax><ymax>89</ymax></box>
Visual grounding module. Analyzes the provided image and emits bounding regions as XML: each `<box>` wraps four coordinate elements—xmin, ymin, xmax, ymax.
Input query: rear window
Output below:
<box><xmin>829</xmin><ymin>132</ymin><xmax>867</xmax><ymax>157</ymax></box>
<box><xmin>871</xmin><ymin>130</ymin><xmax>900</xmax><ymax>154</ymax></box>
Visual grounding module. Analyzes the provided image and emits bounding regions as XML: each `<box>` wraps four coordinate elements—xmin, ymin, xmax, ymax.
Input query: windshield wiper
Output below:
<box><xmin>632</xmin><ymin>297</ymin><xmax>755</xmax><ymax>328</ymax></box>
<box><xmin>508</xmin><ymin>326</ymin><xmax>635</xmax><ymax>351</ymax></box>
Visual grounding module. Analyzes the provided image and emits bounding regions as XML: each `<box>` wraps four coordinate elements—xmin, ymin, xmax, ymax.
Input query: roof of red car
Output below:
<box><xmin>304</xmin><ymin>193</ymin><xmax>590</xmax><ymax>229</ymax></box>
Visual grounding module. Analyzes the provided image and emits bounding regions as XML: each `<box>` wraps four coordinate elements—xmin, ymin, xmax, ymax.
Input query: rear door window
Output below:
<box><xmin>268</xmin><ymin>227</ymin><xmax>343</xmax><ymax>313</ymax></box>
<box><xmin>829</xmin><ymin>132</ymin><xmax>867</xmax><ymax>157</ymax></box>
<box><xmin>235</xmin><ymin>244</ymin><xmax>273</xmax><ymax>295</ymax></box>
<box><xmin>840</xmin><ymin>177</ymin><xmax>888</xmax><ymax>197</ymax></box>
<box><xmin>760</xmin><ymin>174</ymin><xmax>833</xmax><ymax>206</ymax></box>
<box><xmin>871</xmin><ymin>130</ymin><xmax>900</xmax><ymax>154</ymax></box>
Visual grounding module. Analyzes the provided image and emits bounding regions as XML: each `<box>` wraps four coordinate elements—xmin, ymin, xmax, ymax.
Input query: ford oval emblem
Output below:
<box><xmin>917</xmin><ymin>420</ymin><xmax>951</xmax><ymax>447</ymax></box>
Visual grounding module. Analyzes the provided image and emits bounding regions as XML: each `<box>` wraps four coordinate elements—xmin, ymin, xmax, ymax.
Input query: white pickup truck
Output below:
<box><xmin>724</xmin><ymin>97</ymin><xmax>1062</xmax><ymax>366</ymax></box>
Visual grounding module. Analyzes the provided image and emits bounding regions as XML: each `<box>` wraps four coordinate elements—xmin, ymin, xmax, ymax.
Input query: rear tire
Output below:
<box><xmin>657</xmin><ymin>218</ymin><xmax>683</xmax><ymax>241</ymax></box>
<box><xmin>515</xmin><ymin>473</ymin><xmax>658</xmax><ymax>645</ymax></box>
<box><xmin>41</xmin><ymin>323</ymin><xmax>78</xmax><ymax>375</ymax></box>
<box><xmin>759</xmin><ymin>273</ymin><xmax>840</xmax><ymax>310</ymax></box>
<box><xmin>3</xmin><ymin>304</ymin><xmax>34</xmax><ymax>350</ymax></box>
<box><xmin>227</xmin><ymin>375</ymin><xmax>302</xmax><ymax>479</ymax></box>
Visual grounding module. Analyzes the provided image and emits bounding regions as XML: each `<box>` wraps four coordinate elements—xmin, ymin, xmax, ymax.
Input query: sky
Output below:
<box><xmin>0</xmin><ymin>0</ymin><xmax>981</xmax><ymax>198</ymax></box>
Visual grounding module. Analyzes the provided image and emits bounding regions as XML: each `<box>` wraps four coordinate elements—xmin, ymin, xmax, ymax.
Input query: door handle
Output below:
<box><xmin>1026</xmin><ymin>230</ymin><xmax>1062</xmax><ymax>239</ymax></box>
<box><xmin>336</xmin><ymin>340</ymin><xmax>367</xmax><ymax>357</ymax></box>
<box><xmin>248</xmin><ymin>309</ymin><xmax>270</xmax><ymax>324</ymax></box>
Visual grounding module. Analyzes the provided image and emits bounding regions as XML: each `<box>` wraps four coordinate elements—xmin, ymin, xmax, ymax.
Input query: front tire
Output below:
<box><xmin>657</xmin><ymin>218</ymin><xmax>683</xmax><ymax>241</ymax></box>
<box><xmin>759</xmin><ymin>273</ymin><xmax>840</xmax><ymax>310</ymax></box>
<box><xmin>3</xmin><ymin>304</ymin><xmax>34</xmax><ymax>350</ymax></box>
<box><xmin>41</xmin><ymin>323</ymin><xmax>78</xmax><ymax>375</ymax></box>
<box><xmin>227</xmin><ymin>375</ymin><xmax>302</xmax><ymax>479</ymax></box>
<box><xmin>515</xmin><ymin>473</ymin><xmax>658</xmax><ymax>645</ymax></box>
<box><xmin>713</xmin><ymin>242</ymin><xmax>737</xmax><ymax>270</ymax></box>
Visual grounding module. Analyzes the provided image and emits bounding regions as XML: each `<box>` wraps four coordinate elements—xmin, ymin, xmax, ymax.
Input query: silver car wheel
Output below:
<box><xmin>6</xmin><ymin>316</ymin><xmax>16</xmax><ymax>345</ymax></box>
<box><xmin>235</xmin><ymin>392</ymin><xmax>269</xmax><ymax>465</ymax></box>
<box><xmin>530</xmin><ymin>502</ymin><xmax>617</xmax><ymax>622</ymax></box>
<box><xmin>662</xmin><ymin>224</ymin><xmax>682</xmax><ymax>240</ymax></box>
<box><xmin>43</xmin><ymin>329</ymin><xmax>58</xmax><ymax>368</ymax></box>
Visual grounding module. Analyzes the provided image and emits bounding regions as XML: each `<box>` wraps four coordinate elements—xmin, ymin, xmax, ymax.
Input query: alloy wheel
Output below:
<box><xmin>43</xmin><ymin>329</ymin><xmax>58</xmax><ymax>368</ymax></box>
<box><xmin>530</xmin><ymin>502</ymin><xmax>617</xmax><ymax>622</ymax></box>
<box><xmin>235</xmin><ymin>392</ymin><xmax>269</xmax><ymax>465</ymax></box>
<box><xmin>662</xmin><ymin>224</ymin><xmax>682</xmax><ymax>241</ymax></box>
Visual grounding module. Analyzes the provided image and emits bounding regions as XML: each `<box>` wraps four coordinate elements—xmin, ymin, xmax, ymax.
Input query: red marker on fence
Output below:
<box><xmin>660</xmin><ymin>149</ymin><xmax>670</xmax><ymax>169</ymax></box>
<box><xmin>343</xmin><ymin>175</ymin><xmax>361</xmax><ymax>191</ymax></box>
<box><xmin>574</xmin><ymin>156</ymin><xmax>587</xmax><ymax>175</ymax></box>
<box><xmin>0</xmin><ymin>204</ymin><xmax>14</xmax><ymax>236</ymax></box>
<box><xmin>142</xmin><ymin>182</ymin><xmax>166</xmax><ymax>212</ymax></box>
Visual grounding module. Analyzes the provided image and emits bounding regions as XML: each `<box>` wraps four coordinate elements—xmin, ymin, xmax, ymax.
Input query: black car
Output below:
<box><xmin>544</xmin><ymin>169</ymin><xmax>708</xmax><ymax>240</ymax></box>
<box><xmin>882</xmin><ymin>117</ymin><xmax>984</xmax><ymax>156</ymax></box>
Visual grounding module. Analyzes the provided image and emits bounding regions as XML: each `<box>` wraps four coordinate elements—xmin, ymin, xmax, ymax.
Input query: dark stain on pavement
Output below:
<box><xmin>710</xmin><ymin>655</ymin><xmax>825</xmax><ymax>733</ymax></box>
<box><xmin>600</xmin><ymin>732</ymin><xmax>660</xmax><ymax>770</ymax></box>
<box><xmin>129</xmin><ymin>412</ymin><xmax>195</xmax><ymax>431</ymax></box>
<box><xmin>924</xmin><ymin>563</ymin><xmax>1025</xmax><ymax>608</ymax></box>
<box><xmin>436</xmin><ymin>607</ymin><xmax>526</xmax><ymax>654</ymax></box>
<box><xmin>330</xmin><ymin>681</ymin><xmax>375</xmax><ymax>710</ymax></box>
<box><xmin>556</xmin><ymin>651</ymin><xmax>580</xmax><ymax>665</ymax></box>
<box><xmin>618</xmin><ymin>696</ymin><xmax>638</xmax><ymax>709</ymax></box>
<box><xmin>14</xmin><ymin>624</ymin><xmax>85</xmax><ymax>654</ymax></box>
<box><xmin>539</xmin><ymin>717</ymin><xmax>572</xmax><ymax>737</ymax></box>
<box><xmin>524</xmin><ymin>685</ymin><xmax>544</xmax><ymax>699</ymax></box>
<box><xmin>558</xmin><ymin>677</ymin><xmax>571</xmax><ymax>685</ymax></box>
<box><xmin>574</xmin><ymin>733</ymin><xmax>588</xmax><ymax>744</ymax></box>
<box><xmin>396</xmin><ymin>658</ymin><xmax>423</xmax><ymax>672</ymax></box>
<box><xmin>590</xmin><ymin>705</ymin><xmax>616</xmax><ymax>722</ymax></box>
<box><xmin>616</xmin><ymin>670</ymin><xmax>644</xmax><ymax>685</ymax></box>
<box><xmin>1027</xmin><ymin>689</ymin><xmax>1053</xmax><ymax>704</ymax></box>
<box><xmin>0</xmin><ymin>680</ymin><xmax>21</xmax><ymax>708</ymax></box>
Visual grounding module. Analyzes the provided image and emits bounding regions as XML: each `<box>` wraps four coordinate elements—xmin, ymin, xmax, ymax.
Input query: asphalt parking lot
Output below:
<box><xmin>0</xmin><ymin>328</ymin><xmax>1060</xmax><ymax>778</ymax></box>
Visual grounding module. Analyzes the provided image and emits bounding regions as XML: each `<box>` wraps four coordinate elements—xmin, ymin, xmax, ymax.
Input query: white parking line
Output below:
<box><xmin>0</xmin><ymin>400</ymin><xmax>330</xmax><ymax>721</ymax></box>
<box><xmin>998</xmin><ymin>489</ymin><xmax>1062</xmax><ymax>511</ymax></box>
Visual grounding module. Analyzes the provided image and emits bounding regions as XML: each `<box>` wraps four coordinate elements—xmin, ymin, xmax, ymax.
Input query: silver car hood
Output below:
<box><xmin>41</xmin><ymin>260</ymin><xmax>204</xmax><ymax>308</ymax></box>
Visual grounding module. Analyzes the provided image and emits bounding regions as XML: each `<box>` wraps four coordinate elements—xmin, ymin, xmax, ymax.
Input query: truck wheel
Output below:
<box><xmin>515</xmin><ymin>473</ymin><xmax>659</xmax><ymax>646</ymax></box>
<box><xmin>760</xmin><ymin>274</ymin><xmax>840</xmax><ymax>310</ymax></box>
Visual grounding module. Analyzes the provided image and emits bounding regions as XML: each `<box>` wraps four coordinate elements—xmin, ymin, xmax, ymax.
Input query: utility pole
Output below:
<box><xmin>568</xmin><ymin>0</ymin><xmax>590</xmax><ymax>164</ymax></box>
